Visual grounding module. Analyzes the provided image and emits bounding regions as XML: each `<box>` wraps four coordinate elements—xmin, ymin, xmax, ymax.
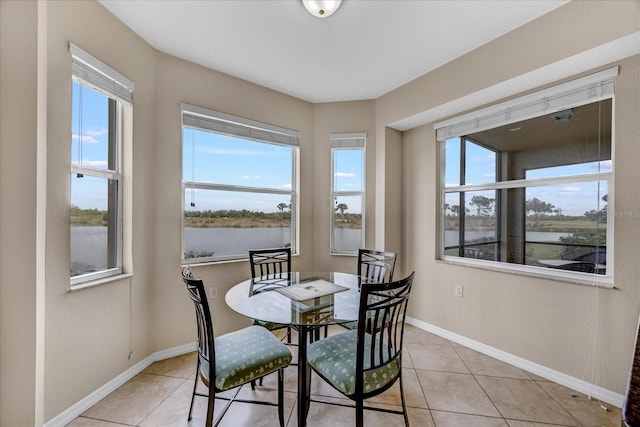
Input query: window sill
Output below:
<box><xmin>69</xmin><ymin>273</ymin><xmax>134</xmax><ymax>292</ymax></box>
<box><xmin>437</xmin><ymin>257</ymin><xmax>615</xmax><ymax>289</ymax></box>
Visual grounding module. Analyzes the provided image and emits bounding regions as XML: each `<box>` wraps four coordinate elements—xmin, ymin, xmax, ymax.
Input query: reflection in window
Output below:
<box><xmin>441</xmin><ymin>98</ymin><xmax>612</xmax><ymax>278</ymax></box>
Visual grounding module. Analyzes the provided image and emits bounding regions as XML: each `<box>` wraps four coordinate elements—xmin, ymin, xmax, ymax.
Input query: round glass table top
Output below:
<box><xmin>225</xmin><ymin>272</ymin><xmax>361</xmax><ymax>327</ymax></box>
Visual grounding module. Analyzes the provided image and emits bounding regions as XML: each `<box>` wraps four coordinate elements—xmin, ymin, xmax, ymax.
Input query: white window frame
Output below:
<box><xmin>181</xmin><ymin>103</ymin><xmax>300</xmax><ymax>263</ymax></box>
<box><xmin>69</xmin><ymin>43</ymin><xmax>133</xmax><ymax>286</ymax></box>
<box><xmin>330</xmin><ymin>132</ymin><xmax>366</xmax><ymax>255</ymax></box>
<box><xmin>435</xmin><ymin>68</ymin><xmax>617</xmax><ymax>287</ymax></box>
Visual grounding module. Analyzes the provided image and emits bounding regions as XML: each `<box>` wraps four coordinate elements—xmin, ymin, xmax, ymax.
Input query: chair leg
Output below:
<box><xmin>286</xmin><ymin>326</ymin><xmax>292</xmax><ymax>344</ymax></box>
<box><xmin>278</xmin><ymin>369</ymin><xmax>285</xmax><ymax>427</ymax></box>
<box><xmin>188</xmin><ymin>358</ymin><xmax>200</xmax><ymax>421</ymax></box>
<box><xmin>355</xmin><ymin>400</ymin><xmax>364</xmax><ymax>427</ymax></box>
<box><xmin>399</xmin><ymin>374</ymin><xmax>409</xmax><ymax>427</ymax></box>
<box><xmin>205</xmin><ymin>389</ymin><xmax>215</xmax><ymax>427</ymax></box>
<box><xmin>250</xmin><ymin>379</ymin><xmax>256</xmax><ymax>390</ymax></box>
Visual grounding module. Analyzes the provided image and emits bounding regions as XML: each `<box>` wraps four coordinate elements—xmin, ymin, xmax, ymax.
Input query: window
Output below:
<box><xmin>437</xmin><ymin>68</ymin><xmax>616</xmax><ymax>284</ymax></box>
<box><xmin>331</xmin><ymin>133</ymin><xmax>365</xmax><ymax>255</ymax></box>
<box><xmin>181</xmin><ymin>104</ymin><xmax>299</xmax><ymax>263</ymax></box>
<box><xmin>70</xmin><ymin>43</ymin><xmax>133</xmax><ymax>286</ymax></box>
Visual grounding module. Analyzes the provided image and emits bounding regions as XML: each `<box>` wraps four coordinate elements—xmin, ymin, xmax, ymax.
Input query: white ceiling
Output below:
<box><xmin>98</xmin><ymin>0</ymin><xmax>569</xmax><ymax>104</ymax></box>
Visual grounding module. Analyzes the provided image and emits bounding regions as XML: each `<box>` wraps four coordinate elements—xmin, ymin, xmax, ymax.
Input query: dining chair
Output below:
<box><xmin>306</xmin><ymin>271</ymin><xmax>415</xmax><ymax>427</ymax></box>
<box><xmin>358</xmin><ymin>248</ymin><xmax>397</xmax><ymax>284</ymax></box>
<box><xmin>340</xmin><ymin>248</ymin><xmax>398</xmax><ymax>331</ymax></box>
<box><xmin>248</xmin><ymin>247</ymin><xmax>294</xmax><ymax>343</ymax></box>
<box><xmin>181</xmin><ymin>266</ymin><xmax>292</xmax><ymax>427</ymax></box>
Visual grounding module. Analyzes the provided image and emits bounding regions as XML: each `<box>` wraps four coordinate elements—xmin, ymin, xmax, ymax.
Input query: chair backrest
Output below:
<box><xmin>249</xmin><ymin>247</ymin><xmax>291</xmax><ymax>279</ymax></box>
<box><xmin>355</xmin><ymin>271</ymin><xmax>415</xmax><ymax>397</ymax></box>
<box><xmin>181</xmin><ymin>266</ymin><xmax>215</xmax><ymax>383</ymax></box>
<box><xmin>357</xmin><ymin>249</ymin><xmax>397</xmax><ymax>284</ymax></box>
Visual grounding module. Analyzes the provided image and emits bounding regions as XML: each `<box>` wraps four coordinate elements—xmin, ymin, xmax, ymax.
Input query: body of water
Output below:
<box><xmin>71</xmin><ymin>226</ymin><xmax>363</xmax><ymax>272</ymax></box>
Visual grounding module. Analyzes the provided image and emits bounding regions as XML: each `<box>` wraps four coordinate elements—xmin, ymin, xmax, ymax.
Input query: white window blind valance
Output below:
<box><xmin>69</xmin><ymin>43</ymin><xmax>134</xmax><ymax>103</ymax></box>
<box><xmin>331</xmin><ymin>132</ymin><xmax>366</xmax><ymax>148</ymax></box>
<box><xmin>435</xmin><ymin>67</ymin><xmax>618</xmax><ymax>142</ymax></box>
<box><xmin>181</xmin><ymin>103</ymin><xmax>300</xmax><ymax>147</ymax></box>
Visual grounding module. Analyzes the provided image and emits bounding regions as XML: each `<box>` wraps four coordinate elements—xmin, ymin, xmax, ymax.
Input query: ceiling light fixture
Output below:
<box><xmin>302</xmin><ymin>0</ymin><xmax>342</xmax><ymax>18</ymax></box>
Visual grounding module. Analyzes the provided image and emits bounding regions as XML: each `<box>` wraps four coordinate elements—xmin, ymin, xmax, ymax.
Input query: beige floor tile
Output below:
<box><xmin>65</xmin><ymin>418</ymin><xmax>131</xmax><ymax>426</ymax></box>
<box><xmin>476</xmin><ymin>376</ymin><xmax>578</xmax><ymax>426</ymax></box>
<box><xmin>454</xmin><ymin>347</ymin><xmax>530</xmax><ymax>379</ymax></box>
<box><xmin>407</xmin><ymin>343</ymin><xmax>470</xmax><ymax>373</ymax></box>
<box><xmin>365</xmin><ymin>368</ymin><xmax>427</xmax><ymax>409</ymax></box>
<box><xmin>217</xmin><ymin>392</ymin><xmax>297</xmax><ymax>427</ymax></box>
<box><xmin>536</xmin><ymin>381</ymin><xmax>622</xmax><ymax>427</ymax></box>
<box><xmin>431</xmin><ymin>410</ymin><xmax>510</xmax><ymax>426</ymax></box>
<box><xmin>290</xmin><ymin>399</ymin><xmax>411</xmax><ymax>427</ymax></box>
<box><xmin>407</xmin><ymin>407</ymin><xmax>435</xmax><ymax>427</ymax></box>
<box><xmin>139</xmin><ymin>388</ymin><xmax>222</xmax><ymax>427</ymax></box>
<box><xmin>506</xmin><ymin>420</ymin><xmax>575</xmax><ymax>427</ymax></box>
<box><xmin>404</xmin><ymin>325</ymin><xmax>451</xmax><ymax>346</ymax></box>
<box><xmin>417</xmin><ymin>370</ymin><xmax>500</xmax><ymax>417</ymax></box>
<box><xmin>81</xmin><ymin>373</ymin><xmax>184</xmax><ymax>425</ymax></box>
<box><xmin>142</xmin><ymin>351</ymin><xmax>196</xmax><ymax>378</ymax></box>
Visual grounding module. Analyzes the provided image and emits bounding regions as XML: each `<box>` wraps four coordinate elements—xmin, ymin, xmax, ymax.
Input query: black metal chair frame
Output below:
<box><xmin>181</xmin><ymin>266</ymin><xmax>287</xmax><ymax>427</ymax></box>
<box><xmin>308</xmin><ymin>272</ymin><xmax>415</xmax><ymax>427</ymax></box>
<box><xmin>248</xmin><ymin>247</ymin><xmax>295</xmax><ymax>343</ymax></box>
<box><xmin>358</xmin><ymin>248</ymin><xmax>397</xmax><ymax>284</ymax></box>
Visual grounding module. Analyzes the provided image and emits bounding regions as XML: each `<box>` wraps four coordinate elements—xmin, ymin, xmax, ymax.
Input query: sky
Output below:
<box><xmin>71</xmin><ymin>80</ymin><xmax>364</xmax><ymax>214</ymax></box>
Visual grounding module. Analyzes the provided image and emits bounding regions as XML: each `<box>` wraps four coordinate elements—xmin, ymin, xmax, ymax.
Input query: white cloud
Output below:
<box><xmin>72</xmin><ymin>134</ymin><xmax>100</xmax><ymax>144</ymax></box>
<box><xmin>86</xmin><ymin>127</ymin><xmax>108</xmax><ymax>137</ymax></box>
<box><xmin>335</xmin><ymin>172</ymin><xmax>356</xmax><ymax>178</ymax></box>
<box><xmin>282</xmin><ymin>184</ymin><xmax>292</xmax><ymax>189</ymax></box>
<box><xmin>240</xmin><ymin>175</ymin><xmax>263</xmax><ymax>180</ymax></box>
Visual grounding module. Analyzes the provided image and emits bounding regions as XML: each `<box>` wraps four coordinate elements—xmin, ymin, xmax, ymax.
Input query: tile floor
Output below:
<box><xmin>68</xmin><ymin>325</ymin><xmax>622</xmax><ymax>426</ymax></box>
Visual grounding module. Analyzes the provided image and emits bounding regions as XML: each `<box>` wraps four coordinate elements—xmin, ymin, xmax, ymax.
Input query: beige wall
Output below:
<box><xmin>381</xmin><ymin>0</ymin><xmax>640</xmax><ymax>396</ymax></box>
<box><xmin>1</xmin><ymin>0</ymin><xmax>639</xmax><ymax>425</ymax></box>
<box><xmin>0</xmin><ymin>1</ymin><xmax>42</xmax><ymax>424</ymax></box>
<box><xmin>310</xmin><ymin>101</ymin><xmax>376</xmax><ymax>274</ymax></box>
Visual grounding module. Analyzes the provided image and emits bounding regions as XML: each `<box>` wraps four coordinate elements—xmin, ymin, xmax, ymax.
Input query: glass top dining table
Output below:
<box><xmin>225</xmin><ymin>271</ymin><xmax>362</xmax><ymax>427</ymax></box>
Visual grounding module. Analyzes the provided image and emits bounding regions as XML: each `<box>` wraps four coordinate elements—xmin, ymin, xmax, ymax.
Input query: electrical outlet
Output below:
<box><xmin>210</xmin><ymin>287</ymin><xmax>218</xmax><ymax>299</ymax></box>
<box><xmin>455</xmin><ymin>285</ymin><xmax>463</xmax><ymax>297</ymax></box>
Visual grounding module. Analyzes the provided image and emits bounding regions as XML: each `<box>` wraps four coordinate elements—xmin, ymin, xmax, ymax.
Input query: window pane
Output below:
<box><xmin>465</xmin><ymin>140</ymin><xmax>496</xmax><ymax>184</ymax></box>
<box><xmin>441</xmin><ymin>97</ymin><xmax>612</xmax><ymax>278</ymax></box>
<box><xmin>333</xmin><ymin>195</ymin><xmax>362</xmax><ymax>253</ymax></box>
<box><xmin>184</xmin><ymin>189</ymin><xmax>292</xmax><ymax>260</ymax></box>
<box><xmin>71</xmin><ymin>81</ymin><xmax>112</xmax><ymax>171</ymax></box>
<box><xmin>333</xmin><ymin>149</ymin><xmax>363</xmax><ymax>192</ymax></box>
<box><xmin>183</xmin><ymin>127</ymin><xmax>292</xmax><ymax>190</ymax></box>
<box><xmin>444</xmin><ymin>192</ymin><xmax>461</xmax><ymax>250</ymax></box>
<box><xmin>525</xmin><ymin>182</ymin><xmax>607</xmax><ymax>274</ymax></box>
<box><xmin>463</xmin><ymin>190</ymin><xmax>498</xmax><ymax>260</ymax></box>
<box><xmin>70</xmin><ymin>175</ymin><xmax>118</xmax><ymax>276</ymax></box>
<box><xmin>444</xmin><ymin>138</ymin><xmax>461</xmax><ymax>187</ymax></box>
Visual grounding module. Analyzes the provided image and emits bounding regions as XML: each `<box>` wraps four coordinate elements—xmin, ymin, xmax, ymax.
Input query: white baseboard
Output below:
<box><xmin>44</xmin><ymin>343</ymin><xmax>195</xmax><ymax>427</ymax></box>
<box><xmin>405</xmin><ymin>317</ymin><xmax>624</xmax><ymax>408</ymax></box>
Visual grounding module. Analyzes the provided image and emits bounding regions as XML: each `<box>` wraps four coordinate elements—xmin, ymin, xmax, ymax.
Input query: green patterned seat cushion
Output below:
<box><xmin>307</xmin><ymin>329</ymin><xmax>400</xmax><ymax>396</ymax></box>
<box><xmin>200</xmin><ymin>325</ymin><xmax>292</xmax><ymax>391</ymax></box>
